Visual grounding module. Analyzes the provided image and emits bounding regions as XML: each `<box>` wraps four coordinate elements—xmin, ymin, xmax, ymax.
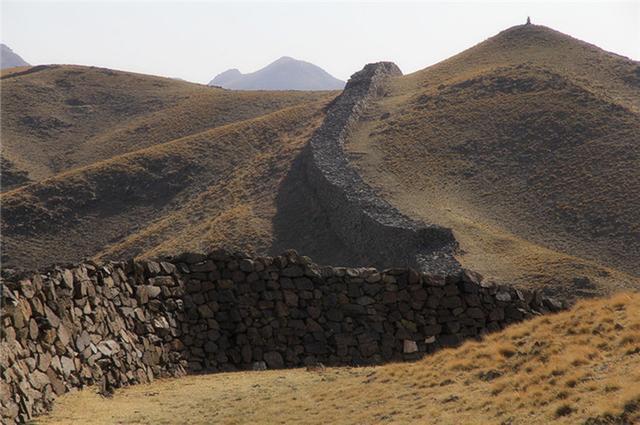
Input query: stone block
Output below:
<box><xmin>403</xmin><ymin>340</ymin><xmax>418</xmax><ymax>354</ymax></box>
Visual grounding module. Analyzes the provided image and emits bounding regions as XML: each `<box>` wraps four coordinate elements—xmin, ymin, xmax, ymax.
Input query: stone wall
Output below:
<box><xmin>305</xmin><ymin>62</ymin><xmax>459</xmax><ymax>274</ymax></box>
<box><xmin>1</xmin><ymin>249</ymin><xmax>565</xmax><ymax>424</ymax></box>
<box><xmin>0</xmin><ymin>259</ymin><xmax>187</xmax><ymax>424</ymax></box>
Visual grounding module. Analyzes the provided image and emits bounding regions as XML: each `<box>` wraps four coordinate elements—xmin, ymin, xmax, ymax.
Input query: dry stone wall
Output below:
<box><xmin>305</xmin><ymin>62</ymin><xmax>459</xmax><ymax>274</ymax></box>
<box><xmin>1</xmin><ymin>249</ymin><xmax>565</xmax><ymax>424</ymax></box>
<box><xmin>1</xmin><ymin>259</ymin><xmax>187</xmax><ymax>424</ymax></box>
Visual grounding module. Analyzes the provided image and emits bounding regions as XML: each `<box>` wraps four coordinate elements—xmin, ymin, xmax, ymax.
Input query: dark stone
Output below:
<box><xmin>441</xmin><ymin>296</ymin><xmax>463</xmax><ymax>309</ymax></box>
<box><xmin>443</xmin><ymin>284</ymin><xmax>459</xmax><ymax>296</ymax></box>
<box><xmin>466</xmin><ymin>307</ymin><xmax>485</xmax><ymax>319</ymax></box>
<box><xmin>177</xmin><ymin>252</ymin><xmax>207</xmax><ymax>264</ymax></box>
<box><xmin>294</xmin><ymin>277</ymin><xmax>313</xmax><ymax>290</ymax></box>
<box><xmin>326</xmin><ymin>309</ymin><xmax>343</xmax><ymax>321</ymax></box>
<box><xmin>239</xmin><ymin>259</ymin><xmax>254</xmax><ymax>273</ymax></box>
<box><xmin>263</xmin><ymin>351</ymin><xmax>284</xmax><ymax>369</ymax></box>
<box><xmin>282</xmin><ymin>266</ymin><xmax>304</xmax><ymax>278</ymax></box>
<box><xmin>423</xmin><ymin>324</ymin><xmax>442</xmax><ymax>336</ymax></box>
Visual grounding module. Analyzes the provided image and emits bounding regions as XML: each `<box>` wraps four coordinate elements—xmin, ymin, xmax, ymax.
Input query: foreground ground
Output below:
<box><xmin>39</xmin><ymin>292</ymin><xmax>640</xmax><ymax>425</ymax></box>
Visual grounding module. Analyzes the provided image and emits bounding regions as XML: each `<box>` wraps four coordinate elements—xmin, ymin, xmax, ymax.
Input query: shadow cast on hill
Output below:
<box><xmin>270</xmin><ymin>147</ymin><xmax>364</xmax><ymax>267</ymax></box>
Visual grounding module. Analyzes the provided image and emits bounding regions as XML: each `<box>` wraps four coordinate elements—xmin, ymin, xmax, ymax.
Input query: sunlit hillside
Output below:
<box><xmin>346</xmin><ymin>24</ymin><xmax>640</xmax><ymax>296</ymax></box>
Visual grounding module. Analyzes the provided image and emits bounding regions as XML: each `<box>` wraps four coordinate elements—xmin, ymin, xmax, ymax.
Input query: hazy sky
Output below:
<box><xmin>2</xmin><ymin>1</ymin><xmax>639</xmax><ymax>84</ymax></box>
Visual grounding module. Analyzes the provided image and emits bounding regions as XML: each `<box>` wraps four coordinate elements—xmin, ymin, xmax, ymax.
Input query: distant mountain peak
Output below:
<box><xmin>1</xmin><ymin>43</ymin><xmax>30</xmax><ymax>69</ymax></box>
<box><xmin>209</xmin><ymin>57</ymin><xmax>345</xmax><ymax>91</ymax></box>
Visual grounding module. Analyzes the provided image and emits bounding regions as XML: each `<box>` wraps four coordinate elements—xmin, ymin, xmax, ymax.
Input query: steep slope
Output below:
<box><xmin>41</xmin><ymin>292</ymin><xmax>640</xmax><ymax>425</ymax></box>
<box><xmin>0</xmin><ymin>65</ymin><xmax>330</xmax><ymax>188</ymax></box>
<box><xmin>0</xmin><ymin>99</ymin><xmax>345</xmax><ymax>269</ymax></box>
<box><xmin>0</xmin><ymin>44</ymin><xmax>29</xmax><ymax>69</ymax></box>
<box><xmin>209</xmin><ymin>56</ymin><xmax>345</xmax><ymax>90</ymax></box>
<box><xmin>345</xmin><ymin>24</ymin><xmax>640</xmax><ymax>295</ymax></box>
<box><xmin>0</xmin><ymin>64</ymin><xmax>346</xmax><ymax>269</ymax></box>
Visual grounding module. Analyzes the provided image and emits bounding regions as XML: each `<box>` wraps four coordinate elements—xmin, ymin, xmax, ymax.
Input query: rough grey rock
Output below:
<box><xmin>1</xmin><ymin>44</ymin><xmax>29</xmax><ymax>69</ymax></box>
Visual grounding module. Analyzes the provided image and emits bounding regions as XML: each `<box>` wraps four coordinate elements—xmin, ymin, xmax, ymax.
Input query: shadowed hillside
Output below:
<box><xmin>1</xmin><ymin>100</ymin><xmax>338</xmax><ymax>269</ymax></box>
<box><xmin>346</xmin><ymin>24</ymin><xmax>640</xmax><ymax>295</ymax></box>
<box><xmin>0</xmin><ymin>65</ymin><xmax>339</xmax><ymax>268</ymax></box>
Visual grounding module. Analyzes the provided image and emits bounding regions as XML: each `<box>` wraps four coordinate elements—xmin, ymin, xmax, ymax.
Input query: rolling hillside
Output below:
<box><xmin>345</xmin><ymin>24</ymin><xmax>640</xmax><ymax>295</ymax></box>
<box><xmin>3</xmin><ymin>23</ymin><xmax>640</xmax><ymax>425</ymax></box>
<box><xmin>2</xmin><ymin>25</ymin><xmax>639</xmax><ymax>299</ymax></box>
<box><xmin>0</xmin><ymin>65</ymin><xmax>338</xmax><ymax>269</ymax></box>
<box><xmin>1</xmin><ymin>65</ymin><xmax>328</xmax><ymax>189</ymax></box>
<box><xmin>39</xmin><ymin>292</ymin><xmax>640</xmax><ymax>425</ymax></box>
<box><xmin>0</xmin><ymin>43</ymin><xmax>30</xmax><ymax>69</ymax></box>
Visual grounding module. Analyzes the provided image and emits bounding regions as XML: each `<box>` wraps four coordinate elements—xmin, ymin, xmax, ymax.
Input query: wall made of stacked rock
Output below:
<box><xmin>174</xmin><ymin>250</ymin><xmax>563</xmax><ymax>373</ymax></box>
<box><xmin>1</xmin><ymin>249</ymin><xmax>564</xmax><ymax>423</ymax></box>
<box><xmin>0</xmin><ymin>260</ymin><xmax>187</xmax><ymax>424</ymax></box>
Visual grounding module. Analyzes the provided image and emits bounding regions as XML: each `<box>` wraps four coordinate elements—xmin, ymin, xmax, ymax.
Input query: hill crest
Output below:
<box><xmin>344</xmin><ymin>23</ymin><xmax>640</xmax><ymax>295</ymax></box>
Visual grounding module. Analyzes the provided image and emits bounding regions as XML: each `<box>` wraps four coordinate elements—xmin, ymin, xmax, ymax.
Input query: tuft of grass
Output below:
<box><xmin>555</xmin><ymin>403</ymin><xmax>574</xmax><ymax>417</ymax></box>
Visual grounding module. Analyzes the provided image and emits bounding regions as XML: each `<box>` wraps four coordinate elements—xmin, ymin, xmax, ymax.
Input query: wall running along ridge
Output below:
<box><xmin>1</xmin><ymin>249</ymin><xmax>566</xmax><ymax>423</ymax></box>
<box><xmin>305</xmin><ymin>62</ymin><xmax>459</xmax><ymax>274</ymax></box>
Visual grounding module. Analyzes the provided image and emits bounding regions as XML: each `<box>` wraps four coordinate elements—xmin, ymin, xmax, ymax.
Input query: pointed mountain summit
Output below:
<box><xmin>1</xmin><ymin>44</ymin><xmax>30</xmax><ymax>69</ymax></box>
<box><xmin>209</xmin><ymin>56</ymin><xmax>345</xmax><ymax>91</ymax></box>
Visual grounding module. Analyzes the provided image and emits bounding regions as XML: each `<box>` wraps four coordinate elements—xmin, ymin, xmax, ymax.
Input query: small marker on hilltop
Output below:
<box><xmin>526</xmin><ymin>16</ymin><xmax>531</xmax><ymax>25</ymax></box>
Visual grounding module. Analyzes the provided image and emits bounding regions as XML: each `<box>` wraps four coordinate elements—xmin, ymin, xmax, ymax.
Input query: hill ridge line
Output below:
<box><xmin>1</xmin><ymin>248</ymin><xmax>567</xmax><ymax>423</ymax></box>
<box><xmin>0</xmin><ymin>100</ymin><xmax>327</xmax><ymax>199</ymax></box>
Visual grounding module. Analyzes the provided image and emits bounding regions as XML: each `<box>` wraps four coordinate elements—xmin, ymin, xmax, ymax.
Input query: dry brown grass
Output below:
<box><xmin>1</xmin><ymin>65</ymin><xmax>337</xmax><ymax>269</ymax></box>
<box><xmin>346</xmin><ymin>24</ymin><xmax>640</xmax><ymax>296</ymax></box>
<box><xmin>1</xmin><ymin>64</ymin><xmax>330</xmax><ymax>186</ymax></box>
<box><xmin>1</xmin><ymin>99</ymin><xmax>332</xmax><ymax>269</ymax></box>
<box><xmin>39</xmin><ymin>292</ymin><xmax>640</xmax><ymax>425</ymax></box>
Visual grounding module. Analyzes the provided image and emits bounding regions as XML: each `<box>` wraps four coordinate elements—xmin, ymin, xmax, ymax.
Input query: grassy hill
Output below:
<box><xmin>1</xmin><ymin>65</ymin><xmax>338</xmax><ymax>269</ymax></box>
<box><xmin>39</xmin><ymin>292</ymin><xmax>640</xmax><ymax>425</ymax></box>
<box><xmin>2</xmin><ymin>25</ymin><xmax>639</xmax><ymax>298</ymax></box>
<box><xmin>1</xmin><ymin>65</ymin><xmax>328</xmax><ymax>189</ymax></box>
<box><xmin>3</xmin><ymin>24</ymin><xmax>640</xmax><ymax>425</ymax></box>
<box><xmin>346</xmin><ymin>24</ymin><xmax>640</xmax><ymax>296</ymax></box>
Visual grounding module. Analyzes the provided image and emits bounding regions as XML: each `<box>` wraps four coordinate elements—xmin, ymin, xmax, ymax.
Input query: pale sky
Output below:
<box><xmin>1</xmin><ymin>1</ymin><xmax>639</xmax><ymax>84</ymax></box>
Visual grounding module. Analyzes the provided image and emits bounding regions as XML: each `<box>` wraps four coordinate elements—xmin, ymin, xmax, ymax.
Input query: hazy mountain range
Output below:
<box><xmin>1</xmin><ymin>44</ymin><xmax>30</xmax><ymax>69</ymax></box>
<box><xmin>209</xmin><ymin>56</ymin><xmax>345</xmax><ymax>90</ymax></box>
